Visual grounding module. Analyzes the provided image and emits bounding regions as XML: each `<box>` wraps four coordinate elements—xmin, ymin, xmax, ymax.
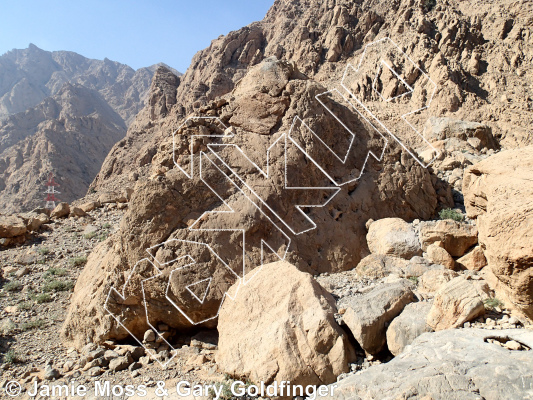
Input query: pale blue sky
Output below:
<box><xmin>0</xmin><ymin>0</ymin><xmax>274</xmax><ymax>72</ymax></box>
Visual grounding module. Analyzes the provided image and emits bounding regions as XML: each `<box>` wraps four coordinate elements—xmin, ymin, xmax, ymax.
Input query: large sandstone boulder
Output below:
<box><xmin>419</xmin><ymin>219</ymin><xmax>478</xmax><ymax>257</ymax></box>
<box><xmin>418</xmin><ymin>269</ymin><xmax>459</xmax><ymax>295</ymax></box>
<box><xmin>341</xmin><ymin>280</ymin><xmax>415</xmax><ymax>355</ymax></box>
<box><xmin>386</xmin><ymin>302</ymin><xmax>433</xmax><ymax>356</ymax></box>
<box><xmin>463</xmin><ymin>147</ymin><xmax>533</xmax><ymax>320</ymax></box>
<box><xmin>324</xmin><ymin>328</ymin><xmax>533</xmax><ymax>400</ymax></box>
<box><xmin>0</xmin><ymin>215</ymin><xmax>27</xmax><ymax>238</ymax></box>
<box><xmin>216</xmin><ymin>261</ymin><xmax>354</xmax><ymax>389</ymax></box>
<box><xmin>62</xmin><ymin>58</ymin><xmax>440</xmax><ymax>346</ymax></box>
<box><xmin>426</xmin><ymin>243</ymin><xmax>455</xmax><ymax>270</ymax></box>
<box><xmin>426</xmin><ymin>276</ymin><xmax>486</xmax><ymax>330</ymax></box>
<box><xmin>366</xmin><ymin>218</ymin><xmax>421</xmax><ymax>259</ymax></box>
<box><xmin>456</xmin><ymin>245</ymin><xmax>487</xmax><ymax>271</ymax></box>
<box><xmin>50</xmin><ymin>202</ymin><xmax>70</xmax><ymax>219</ymax></box>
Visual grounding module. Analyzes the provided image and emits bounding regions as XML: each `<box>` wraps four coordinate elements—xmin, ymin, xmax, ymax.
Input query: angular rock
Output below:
<box><xmin>50</xmin><ymin>202</ymin><xmax>70</xmax><ymax>219</ymax></box>
<box><xmin>324</xmin><ymin>329</ymin><xmax>533</xmax><ymax>400</ymax></box>
<box><xmin>69</xmin><ymin>207</ymin><xmax>87</xmax><ymax>217</ymax></box>
<box><xmin>109</xmin><ymin>355</ymin><xmax>132</xmax><ymax>372</ymax></box>
<box><xmin>0</xmin><ymin>215</ymin><xmax>27</xmax><ymax>238</ymax></box>
<box><xmin>426</xmin><ymin>243</ymin><xmax>455</xmax><ymax>270</ymax></box>
<box><xmin>341</xmin><ymin>280</ymin><xmax>415</xmax><ymax>355</ymax></box>
<box><xmin>419</xmin><ymin>219</ymin><xmax>478</xmax><ymax>257</ymax></box>
<box><xmin>456</xmin><ymin>245</ymin><xmax>487</xmax><ymax>271</ymax></box>
<box><xmin>386</xmin><ymin>302</ymin><xmax>433</xmax><ymax>356</ymax></box>
<box><xmin>366</xmin><ymin>218</ymin><xmax>421</xmax><ymax>259</ymax></box>
<box><xmin>216</xmin><ymin>260</ymin><xmax>354</xmax><ymax>387</ymax></box>
<box><xmin>463</xmin><ymin>147</ymin><xmax>533</xmax><ymax>320</ymax></box>
<box><xmin>418</xmin><ymin>269</ymin><xmax>459</xmax><ymax>294</ymax></box>
<box><xmin>427</xmin><ymin>276</ymin><xmax>485</xmax><ymax>330</ymax></box>
<box><xmin>80</xmin><ymin>201</ymin><xmax>100</xmax><ymax>213</ymax></box>
<box><xmin>355</xmin><ymin>254</ymin><xmax>409</xmax><ymax>279</ymax></box>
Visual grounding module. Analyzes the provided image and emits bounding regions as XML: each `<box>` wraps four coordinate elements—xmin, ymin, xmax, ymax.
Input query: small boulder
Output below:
<box><xmin>341</xmin><ymin>280</ymin><xmax>415</xmax><ymax>355</ymax></box>
<box><xmin>426</xmin><ymin>243</ymin><xmax>455</xmax><ymax>270</ymax></box>
<box><xmin>355</xmin><ymin>254</ymin><xmax>409</xmax><ymax>279</ymax></box>
<box><xmin>418</xmin><ymin>269</ymin><xmax>459</xmax><ymax>294</ymax></box>
<box><xmin>109</xmin><ymin>355</ymin><xmax>132</xmax><ymax>372</ymax></box>
<box><xmin>386</xmin><ymin>302</ymin><xmax>433</xmax><ymax>356</ymax></box>
<box><xmin>0</xmin><ymin>215</ymin><xmax>27</xmax><ymax>238</ymax></box>
<box><xmin>50</xmin><ymin>202</ymin><xmax>70</xmax><ymax>219</ymax></box>
<box><xmin>419</xmin><ymin>220</ymin><xmax>478</xmax><ymax>257</ymax></box>
<box><xmin>69</xmin><ymin>207</ymin><xmax>87</xmax><ymax>217</ymax></box>
<box><xmin>80</xmin><ymin>201</ymin><xmax>100</xmax><ymax>213</ymax></box>
<box><xmin>456</xmin><ymin>246</ymin><xmax>487</xmax><ymax>271</ymax></box>
<box><xmin>143</xmin><ymin>329</ymin><xmax>156</xmax><ymax>342</ymax></box>
<box><xmin>427</xmin><ymin>276</ymin><xmax>485</xmax><ymax>330</ymax></box>
<box><xmin>366</xmin><ymin>218</ymin><xmax>421</xmax><ymax>259</ymax></box>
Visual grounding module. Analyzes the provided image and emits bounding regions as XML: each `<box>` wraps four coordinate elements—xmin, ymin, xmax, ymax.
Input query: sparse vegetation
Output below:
<box><xmin>438</xmin><ymin>208</ymin><xmax>464</xmax><ymax>222</ymax></box>
<box><xmin>83</xmin><ymin>231</ymin><xmax>98</xmax><ymax>239</ymax></box>
<box><xmin>17</xmin><ymin>301</ymin><xmax>33</xmax><ymax>311</ymax></box>
<box><xmin>408</xmin><ymin>276</ymin><xmax>419</xmax><ymax>284</ymax></box>
<box><xmin>209</xmin><ymin>377</ymin><xmax>255</xmax><ymax>400</ymax></box>
<box><xmin>69</xmin><ymin>255</ymin><xmax>87</xmax><ymax>267</ymax></box>
<box><xmin>422</xmin><ymin>0</ymin><xmax>437</xmax><ymax>12</ymax></box>
<box><xmin>102</xmin><ymin>222</ymin><xmax>111</xmax><ymax>229</ymax></box>
<box><xmin>20</xmin><ymin>319</ymin><xmax>45</xmax><ymax>331</ymax></box>
<box><xmin>38</xmin><ymin>247</ymin><xmax>50</xmax><ymax>255</ymax></box>
<box><xmin>3</xmin><ymin>280</ymin><xmax>23</xmax><ymax>292</ymax></box>
<box><xmin>0</xmin><ymin>319</ymin><xmax>16</xmax><ymax>335</ymax></box>
<box><xmin>484</xmin><ymin>297</ymin><xmax>504</xmax><ymax>310</ymax></box>
<box><xmin>44</xmin><ymin>267</ymin><xmax>68</xmax><ymax>278</ymax></box>
<box><xmin>3</xmin><ymin>349</ymin><xmax>21</xmax><ymax>364</ymax></box>
<box><xmin>97</xmin><ymin>232</ymin><xmax>108</xmax><ymax>242</ymax></box>
<box><xmin>30</xmin><ymin>293</ymin><xmax>52</xmax><ymax>304</ymax></box>
<box><xmin>43</xmin><ymin>280</ymin><xmax>74</xmax><ymax>292</ymax></box>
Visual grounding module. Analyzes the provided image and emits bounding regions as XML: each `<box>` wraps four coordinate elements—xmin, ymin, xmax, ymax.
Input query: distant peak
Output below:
<box><xmin>28</xmin><ymin>43</ymin><xmax>41</xmax><ymax>51</ymax></box>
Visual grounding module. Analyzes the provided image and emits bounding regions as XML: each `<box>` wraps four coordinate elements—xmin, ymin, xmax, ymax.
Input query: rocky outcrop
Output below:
<box><xmin>216</xmin><ymin>261</ymin><xmax>354</xmax><ymax>389</ymax></box>
<box><xmin>325</xmin><ymin>329</ymin><xmax>533</xmax><ymax>400</ymax></box>
<box><xmin>463</xmin><ymin>147</ymin><xmax>533</xmax><ymax>320</ymax></box>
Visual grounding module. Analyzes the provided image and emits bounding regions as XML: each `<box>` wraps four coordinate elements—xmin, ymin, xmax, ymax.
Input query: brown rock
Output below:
<box><xmin>426</xmin><ymin>243</ymin><xmax>455</xmax><ymax>270</ymax></box>
<box><xmin>366</xmin><ymin>218</ymin><xmax>421</xmax><ymax>259</ymax></box>
<box><xmin>69</xmin><ymin>207</ymin><xmax>87</xmax><ymax>217</ymax></box>
<box><xmin>426</xmin><ymin>277</ymin><xmax>485</xmax><ymax>330</ymax></box>
<box><xmin>386</xmin><ymin>302</ymin><xmax>433</xmax><ymax>356</ymax></box>
<box><xmin>50</xmin><ymin>202</ymin><xmax>70</xmax><ymax>219</ymax></box>
<box><xmin>216</xmin><ymin>260</ymin><xmax>354</xmax><ymax>388</ymax></box>
<box><xmin>80</xmin><ymin>201</ymin><xmax>100</xmax><ymax>213</ymax></box>
<box><xmin>456</xmin><ymin>246</ymin><xmax>487</xmax><ymax>271</ymax></box>
<box><xmin>342</xmin><ymin>280</ymin><xmax>415</xmax><ymax>355</ymax></box>
<box><xmin>418</xmin><ymin>269</ymin><xmax>459</xmax><ymax>295</ymax></box>
<box><xmin>0</xmin><ymin>215</ymin><xmax>27</xmax><ymax>238</ymax></box>
<box><xmin>419</xmin><ymin>220</ymin><xmax>478</xmax><ymax>257</ymax></box>
<box><xmin>463</xmin><ymin>147</ymin><xmax>533</xmax><ymax>319</ymax></box>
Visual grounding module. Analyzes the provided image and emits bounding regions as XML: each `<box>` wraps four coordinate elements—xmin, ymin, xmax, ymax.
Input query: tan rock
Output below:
<box><xmin>366</xmin><ymin>218</ymin><xmax>421</xmax><ymax>259</ymax></box>
<box><xmin>50</xmin><ymin>202</ymin><xmax>70</xmax><ymax>219</ymax></box>
<box><xmin>386</xmin><ymin>302</ymin><xmax>433</xmax><ymax>356</ymax></box>
<box><xmin>80</xmin><ymin>201</ymin><xmax>100</xmax><ymax>213</ymax></box>
<box><xmin>355</xmin><ymin>254</ymin><xmax>409</xmax><ymax>279</ymax></box>
<box><xmin>418</xmin><ymin>269</ymin><xmax>459</xmax><ymax>295</ymax></box>
<box><xmin>69</xmin><ymin>207</ymin><xmax>87</xmax><ymax>217</ymax></box>
<box><xmin>419</xmin><ymin>220</ymin><xmax>478</xmax><ymax>257</ymax></box>
<box><xmin>342</xmin><ymin>280</ymin><xmax>415</xmax><ymax>355</ymax></box>
<box><xmin>426</xmin><ymin>243</ymin><xmax>455</xmax><ymax>270</ymax></box>
<box><xmin>456</xmin><ymin>246</ymin><xmax>487</xmax><ymax>271</ymax></box>
<box><xmin>426</xmin><ymin>277</ymin><xmax>485</xmax><ymax>330</ymax></box>
<box><xmin>463</xmin><ymin>147</ymin><xmax>533</xmax><ymax>320</ymax></box>
<box><xmin>216</xmin><ymin>261</ymin><xmax>354</xmax><ymax>388</ymax></box>
<box><xmin>0</xmin><ymin>215</ymin><xmax>27</xmax><ymax>238</ymax></box>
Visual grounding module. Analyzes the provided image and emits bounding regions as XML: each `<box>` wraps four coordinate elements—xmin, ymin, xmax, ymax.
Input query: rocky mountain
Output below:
<box><xmin>0</xmin><ymin>45</ymin><xmax>181</xmax><ymax>213</ymax></box>
<box><xmin>0</xmin><ymin>43</ymin><xmax>179</xmax><ymax>125</ymax></box>
<box><xmin>0</xmin><ymin>0</ymin><xmax>532</xmax><ymax>398</ymax></box>
<box><xmin>0</xmin><ymin>83</ymin><xmax>126</xmax><ymax>214</ymax></box>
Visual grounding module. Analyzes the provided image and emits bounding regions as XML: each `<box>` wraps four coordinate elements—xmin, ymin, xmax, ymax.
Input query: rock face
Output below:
<box><xmin>426</xmin><ymin>276</ymin><xmax>486</xmax><ymax>330</ymax></box>
<box><xmin>463</xmin><ymin>147</ymin><xmax>533</xmax><ymax>320</ymax></box>
<box><xmin>366</xmin><ymin>218</ymin><xmax>421</xmax><ymax>259</ymax></box>
<box><xmin>386</xmin><ymin>301</ymin><xmax>433</xmax><ymax>356</ymax></box>
<box><xmin>325</xmin><ymin>329</ymin><xmax>533</xmax><ymax>400</ymax></box>
<box><xmin>341</xmin><ymin>280</ymin><xmax>415</xmax><ymax>355</ymax></box>
<box><xmin>216</xmin><ymin>261</ymin><xmax>354</xmax><ymax>388</ymax></box>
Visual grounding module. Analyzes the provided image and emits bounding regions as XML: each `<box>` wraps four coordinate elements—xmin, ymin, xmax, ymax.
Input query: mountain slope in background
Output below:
<box><xmin>0</xmin><ymin>45</ymin><xmax>181</xmax><ymax>213</ymax></box>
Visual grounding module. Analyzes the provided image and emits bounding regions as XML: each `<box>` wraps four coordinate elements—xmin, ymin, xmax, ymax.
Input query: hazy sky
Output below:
<box><xmin>0</xmin><ymin>0</ymin><xmax>274</xmax><ymax>73</ymax></box>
